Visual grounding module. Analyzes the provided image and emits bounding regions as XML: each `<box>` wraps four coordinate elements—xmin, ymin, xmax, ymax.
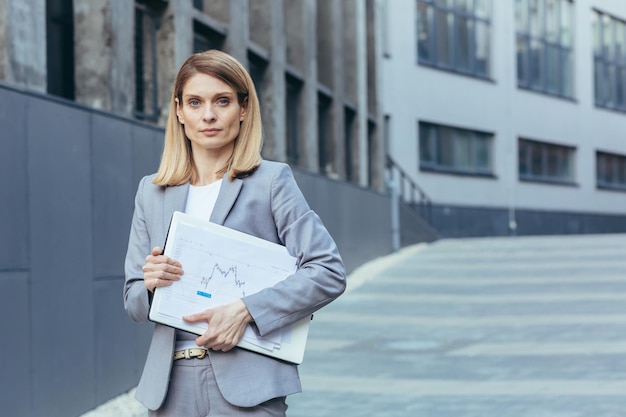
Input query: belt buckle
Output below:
<box><xmin>196</xmin><ymin>349</ymin><xmax>207</xmax><ymax>359</ymax></box>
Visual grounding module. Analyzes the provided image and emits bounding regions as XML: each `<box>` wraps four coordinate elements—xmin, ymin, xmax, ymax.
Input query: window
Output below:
<box><xmin>134</xmin><ymin>3</ymin><xmax>160</xmax><ymax>121</ymax></box>
<box><xmin>417</xmin><ymin>0</ymin><xmax>492</xmax><ymax>78</ymax></box>
<box><xmin>518</xmin><ymin>138</ymin><xmax>575</xmax><ymax>184</ymax></box>
<box><xmin>318</xmin><ymin>93</ymin><xmax>332</xmax><ymax>175</ymax></box>
<box><xmin>593</xmin><ymin>10</ymin><xmax>626</xmax><ymax>111</ymax></box>
<box><xmin>193</xmin><ymin>21</ymin><xmax>225</xmax><ymax>53</ymax></box>
<box><xmin>248</xmin><ymin>53</ymin><xmax>267</xmax><ymax>103</ymax></box>
<box><xmin>46</xmin><ymin>0</ymin><xmax>75</xmax><ymax>100</ymax></box>
<box><xmin>344</xmin><ymin>107</ymin><xmax>356</xmax><ymax>182</ymax></box>
<box><xmin>286</xmin><ymin>76</ymin><xmax>302</xmax><ymax>166</ymax></box>
<box><xmin>419</xmin><ymin>121</ymin><xmax>493</xmax><ymax>176</ymax></box>
<box><xmin>368</xmin><ymin>120</ymin><xmax>376</xmax><ymax>187</ymax></box>
<box><xmin>597</xmin><ymin>151</ymin><xmax>626</xmax><ymax>191</ymax></box>
<box><xmin>516</xmin><ymin>0</ymin><xmax>574</xmax><ymax>98</ymax></box>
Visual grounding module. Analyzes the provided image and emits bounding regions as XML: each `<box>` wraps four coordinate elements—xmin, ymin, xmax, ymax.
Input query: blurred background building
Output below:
<box><xmin>382</xmin><ymin>0</ymin><xmax>626</xmax><ymax>237</ymax></box>
<box><xmin>1</xmin><ymin>0</ymin><xmax>384</xmax><ymax>189</ymax></box>
<box><xmin>1</xmin><ymin>1</ymin><xmax>625</xmax><ymax>417</ymax></box>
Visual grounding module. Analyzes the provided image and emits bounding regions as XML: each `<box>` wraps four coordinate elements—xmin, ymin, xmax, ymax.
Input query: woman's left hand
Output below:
<box><xmin>183</xmin><ymin>300</ymin><xmax>253</xmax><ymax>352</ymax></box>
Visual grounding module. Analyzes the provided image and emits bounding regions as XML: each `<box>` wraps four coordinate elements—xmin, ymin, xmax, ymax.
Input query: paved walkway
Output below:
<box><xmin>81</xmin><ymin>234</ymin><xmax>626</xmax><ymax>417</ymax></box>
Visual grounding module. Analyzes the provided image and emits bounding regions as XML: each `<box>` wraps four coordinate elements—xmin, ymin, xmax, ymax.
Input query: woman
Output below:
<box><xmin>124</xmin><ymin>50</ymin><xmax>346</xmax><ymax>416</ymax></box>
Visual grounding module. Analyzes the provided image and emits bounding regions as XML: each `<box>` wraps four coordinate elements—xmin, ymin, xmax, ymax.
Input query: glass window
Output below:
<box><xmin>516</xmin><ymin>0</ymin><xmax>574</xmax><ymax>98</ymax></box>
<box><xmin>517</xmin><ymin>35</ymin><xmax>529</xmax><ymax>86</ymax></box>
<box><xmin>417</xmin><ymin>3</ymin><xmax>434</xmax><ymax>61</ymax></box>
<box><xmin>594</xmin><ymin>9</ymin><xmax>626</xmax><ymax>112</ymax></box>
<box><xmin>419</xmin><ymin>121</ymin><xmax>493</xmax><ymax>176</ymax></box>
<box><xmin>436</xmin><ymin>9</ymin><xmax>452</xmax><ymax>67</ymax></box>
<box><xmin>286</xmin><ymin>76</ymin><xmax>302</xmax><ymax>166</ymax></box>
<box><xmin>193</xmin><ymin>20</ymin><xmax>225</xmax><ymax>53</ymax></box>
<box><xmin>344</xmin><ymin>108</ymin><xmax>356</xmax><ymax>183</ymax></box>
<box><xmin>597</xmin><ymin>151</ymin><xmax>626</xmax><ymax>191</ymax></box>
<box><xmin>518</xmin><ymin>138</ymin><xmax>576</xmax><ymax>184</ymax></box>
<box><xmin>455</xmin><ymin>15</ymin><xmax>472</xmax><ymax>71</ymax></box>
<box><xmin>475</xmin><ymin>134</ymin><xmax>491</xmax><ymax>171</ymax></box>
<box><xmin>417</xmin><ymin>0</ymin><xmax>492</xmax><ymax>78</ymax></box>
<box><xmin>47</xmin><ymin>0</ymin><xmax>75</xmax><ymax>100</ymax></box>
<box><xmin>475</xmin><ymin>21</ymin><xmax>490</xmax><ymax>76</ymax></box>
<box><xmin>134</xmin><ymin>3</ymin><xmax>160</xmax><ymax>121</ymax></box>
<box><xmin>318</xmin><ymin>94</ymin><xmax>332</xmax><ymax>175</ymax></box>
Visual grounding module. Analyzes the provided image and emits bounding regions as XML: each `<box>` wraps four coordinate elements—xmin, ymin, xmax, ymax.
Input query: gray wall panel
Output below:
<box><xmin>92</xmin><ymin>114</ymin><xmax>134</xmax><ymax>278</ymax></box>
<box><xmin>131</xmin><ymin>125</ymin><xmax>163</xmax><ymax>187</ymax></box>
<box><xmin>294</xmin><ymin>170</ymin><xmax>393</xmax><ymax>272</ymax></box>
<box><xmin>0</xmin><ymin>88</ymin><xmax>29</xmax><ymax>270</ymax></box>
<box><xmin>26</xmin><ymin>98</ymin><xmax>97</xmax><ymax>416</ymax></box>
<box><xmin>94</xmin><ymin>280</ymin><xmax>140</xmax><ymax>403</ymax></box>
<box><xmin>27</xmin><ymin>97</ymin><xmax>93</xmax><ymax>281</ymax></box>
<box><xmin>30</xmin><ymin>280</ymin><xmax>96</xmax><ymax>416</ymax></box>
<box><xmin>0</xmin><ymin>272</ymin><xmax>31</xmax><ymax>417</ymax></box>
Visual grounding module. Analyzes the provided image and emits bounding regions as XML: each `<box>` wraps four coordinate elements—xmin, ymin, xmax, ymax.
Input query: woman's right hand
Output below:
<box><xmin>142</xmin><ymin>246</ymin><xmax>184</xmax><ymax>292</ymax></box>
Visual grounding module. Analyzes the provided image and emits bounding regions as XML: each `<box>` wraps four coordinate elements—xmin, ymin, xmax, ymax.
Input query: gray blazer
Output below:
<box><xmin>124</xmin><ymin>160</ymin><xmax>346</xmax><ymax>410</ymax></box>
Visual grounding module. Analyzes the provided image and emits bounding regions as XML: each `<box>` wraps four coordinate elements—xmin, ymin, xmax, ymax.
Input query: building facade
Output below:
<box><xmin>0</xmin><ymin>0</ymin><xmax>384</xmax><ymax>190</ymax></box>
<box><xmin>381</xmin><ymin>0</ymin><xmax>626</xmax><ymax>236</ymax></box>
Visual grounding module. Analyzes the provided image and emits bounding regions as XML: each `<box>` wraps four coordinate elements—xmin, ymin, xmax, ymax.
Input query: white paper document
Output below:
<box><xmin>149</xmin><ymin>211</ymin><xmax>311</xmax><ymax>364</ymax></box>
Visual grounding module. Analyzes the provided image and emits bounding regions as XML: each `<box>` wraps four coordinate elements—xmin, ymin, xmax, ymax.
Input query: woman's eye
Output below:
<box><xmin>217</xmin><ymin>98</ymin><xmax>230</xmax><ymax>106</ymax></box>
<box><xmin>189</xmin><ymin>99</ymin><xmax>200</xmax><ymax>106</ymax></box>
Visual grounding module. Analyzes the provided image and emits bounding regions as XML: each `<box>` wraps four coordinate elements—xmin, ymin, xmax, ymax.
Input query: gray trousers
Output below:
<box><xmin>148</xmin><ymin>357</ymin><xmax>288</xmax><ymax>417</ymax></box>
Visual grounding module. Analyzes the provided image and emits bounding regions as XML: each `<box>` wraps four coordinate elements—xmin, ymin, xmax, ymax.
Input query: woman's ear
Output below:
<box><xmin>239</xmin><ymin>97</ymin><xmax>248</xmax><ymax>122</ymax></box>
<box><xmin>175</xmin><ymin>98</ymin><xmax>184</xmax><ymax>124</ymax></box>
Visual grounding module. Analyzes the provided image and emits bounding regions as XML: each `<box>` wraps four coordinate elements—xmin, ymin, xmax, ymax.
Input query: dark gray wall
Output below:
<box><xmin>1</xmin><ymin>84</ymin><xmax>424</xmax><ymax>417</ymax></box>
<box><xmin>0</xmin><ymin>84</ymin><xmax>162</xmax><ymax>417</ymax></box>
<box><xmin>429</xmin><ymin>204</ymin><xmax>626</xmax><ymax>238</ymax></box>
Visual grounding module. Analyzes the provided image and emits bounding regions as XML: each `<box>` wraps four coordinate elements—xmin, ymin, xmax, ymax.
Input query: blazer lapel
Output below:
<box><xmin>163</xmin><ymin>183</ymin><xmax>189</xmax><ymax>239</ymax></box>
<box><xmin>211</xmin><ymin>177</ymin><xmax>243</xmax><ymax>225</ymax></box>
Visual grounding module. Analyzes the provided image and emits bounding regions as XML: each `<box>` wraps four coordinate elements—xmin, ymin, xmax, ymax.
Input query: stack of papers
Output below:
<box><xmin>150</xmin><ymin>212</ymin><xmax>311</xmax><ymax>363</ymax></box>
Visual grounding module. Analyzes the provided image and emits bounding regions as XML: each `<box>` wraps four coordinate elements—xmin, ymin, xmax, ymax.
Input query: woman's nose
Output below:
<box><xmin>203</xmin><ymin>105</ymin><xmax>217</xmax><ymax>121</ymax></box>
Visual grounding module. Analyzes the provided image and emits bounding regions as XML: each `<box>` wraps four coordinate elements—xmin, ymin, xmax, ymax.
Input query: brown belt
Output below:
<box><xmin>173</xmin><ymin>348</ymin><xmax>208</xmax><ymax>361</ymax></box>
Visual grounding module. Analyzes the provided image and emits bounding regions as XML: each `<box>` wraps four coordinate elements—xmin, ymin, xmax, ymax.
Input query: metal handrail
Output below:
<box><xmin>385</xmin><ymin>155</ymin><xmax>433</xmax><ymax>222</ymax></box>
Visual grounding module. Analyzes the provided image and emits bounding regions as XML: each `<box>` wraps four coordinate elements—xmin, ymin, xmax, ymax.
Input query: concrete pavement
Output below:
<box><xmin>81</xmin><ymin>233</ymin><xmax>626</xmax><ymax>417</ymax></box>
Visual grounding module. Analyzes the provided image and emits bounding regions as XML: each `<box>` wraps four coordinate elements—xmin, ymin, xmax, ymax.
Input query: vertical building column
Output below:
<box><xmin>300</xmin><ymin>0</ymin><xmax>319</xmax><ymax>172</ymax></box>
<box><xmin>109</xmin><ymin>0</ymin><xmax>134</xmax><ymax>115</ymax></box>
<box><xmin>227</xmin><ymin>0</ymin><xmax>249</xmax><ymax>68</ymax></box>
<box><xmin>330</xmin><ymin>0</ymin><xmax>346</xmax><ymax>179</ymax></box>
<box><xmin>172</xmin><ymin>0</ymin><xmax>193</xmax><ymax>69</ymax></box>
<box><xmin>1</xmin><ymin>0</ymin><xmax>47</xmax><ymax>92</ymax></box>
<box><xmin>0</xmin><ymin>0</ymin><xmax>8</xmax><ymax>83</ymax></box>
<box><xmin>355</xmin><ymin>0</ymin><xmax>370</xmax><ymax>187</ymax></box>
<box><xmin>74</xmin><ymin>0</ymin><xmax>112</xmax><ymax>110</ymax></box>
<box><xmin>369</xmin><ymin>0</ymin><xmax>386</xmax><ymax>191</ymax></box>
<box><xmin>262</xmin><ymin>0</ymin><xmax>287</xmax><ymax>161</ymax></box>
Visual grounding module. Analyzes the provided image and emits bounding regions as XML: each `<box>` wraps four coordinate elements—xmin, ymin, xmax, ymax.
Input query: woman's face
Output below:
<box><xmin>176</xmin><ymin>72</ymin><xmax>246</xmax><ymax>160</ymax></box>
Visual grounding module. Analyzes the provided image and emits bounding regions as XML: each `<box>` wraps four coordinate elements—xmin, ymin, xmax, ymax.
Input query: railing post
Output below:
<box><xmin>387</xmin><ymin>177</ymin><xmax>401</xmax><ymax>252</ymax></box>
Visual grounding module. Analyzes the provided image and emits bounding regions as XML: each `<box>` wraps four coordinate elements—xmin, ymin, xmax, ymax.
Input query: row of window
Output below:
<box><xmin>416</xmin><ymin>0</ymin><xmax>626</xmax><ymax>110</ymax></box>
<box><xmin>419</xmin><ymin>121</ymin><xmax>626</xmax><ymax>192</ymax></box>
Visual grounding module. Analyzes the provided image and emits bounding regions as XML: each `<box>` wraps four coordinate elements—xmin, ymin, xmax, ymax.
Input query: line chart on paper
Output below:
<box><xmin>158</xmin><ymin>221</ymin><xmax>297</xmax><ymax>319</ymax></box>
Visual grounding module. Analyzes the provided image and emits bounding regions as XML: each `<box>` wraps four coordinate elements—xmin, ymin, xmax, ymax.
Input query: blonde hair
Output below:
<box><xmin>153</xmin><ymin>50</ymin><xmax>263</xmax><ymax>186</ymax></box>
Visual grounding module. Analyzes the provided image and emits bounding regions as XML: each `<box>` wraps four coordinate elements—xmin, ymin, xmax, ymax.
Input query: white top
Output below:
<box><xmin>184</xmin><ymin>179</ymin><xmax>223</xmax><ymax>221</ymax></box>
<box><xmin>175</xmin><ymin>179</ymin><xmax>223</xmax><ymax>351</ymax></box>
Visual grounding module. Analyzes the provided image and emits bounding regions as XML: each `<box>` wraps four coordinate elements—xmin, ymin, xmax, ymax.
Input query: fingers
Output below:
<box><xmin>185</xmin><ymin>302</ymin><xmax>252</xmax><ymax>351</ymax></box>
<box><xmin>142</xmin><ymin>247</ymin><xmax>183</xmax><ymax>292</ymax></box>
<box><xmin>183</xmin><ymin>311</ymin><xmax>209</xmax><ymax>323</ymax></box>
